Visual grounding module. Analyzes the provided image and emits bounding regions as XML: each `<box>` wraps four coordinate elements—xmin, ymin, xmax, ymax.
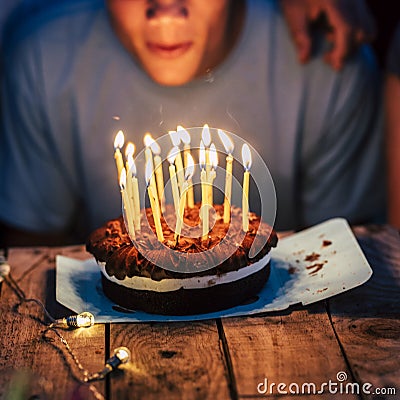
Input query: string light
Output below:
<box><xmin>86</xmin><ymin>347</ymin><xmax>131</xmax><ymax>382</ymax></box>
<box><xmin>0</xmin><ymin>255</ymin><xmax>10</xmax><ymax>283</ymax></box>
<box><xmin>50</xmin><ymin>311</ymin><xmax>95</xmax><ymax>329</ymax></box>
<box><xmin>2</xmin><ymin>262</ymin><xmax>94</xmax><ymax>330</ymax></box>
<box><xmin>1</xmin><ymin>252</ymin><xmax>130</xmax><ymax>395</ymax></box>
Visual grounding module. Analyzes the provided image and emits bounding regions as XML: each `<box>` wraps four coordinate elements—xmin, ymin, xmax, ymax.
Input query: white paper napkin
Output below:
<box><xmin>56</xmin><ymin>218</ymin><xmax>372</xmax><ymax>322</ymax></box>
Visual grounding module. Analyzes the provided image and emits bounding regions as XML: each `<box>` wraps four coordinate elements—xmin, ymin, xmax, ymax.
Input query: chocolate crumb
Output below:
<box><xmin>288</xmin><ymin>265</ymin><xmax>297</xmax><ymax>274</ymax></box>
<box><xmin>322</xmin><ymin>240</ymin><xmax>332</xmax><ymax>247</ymax></box>
<box><xmin>317</xmin><ymin>288</ymin><xmax>328</xmax><ymax>293</ymax></box>
<box><xmin>304</xmin><ymin>252</ymin><xmax>320</xmax><ymax>262</ymax></box>
<box><xmin>307</xmin><ymin>263</ymin><xmax>325</xmax><ymax>274</ymax></box>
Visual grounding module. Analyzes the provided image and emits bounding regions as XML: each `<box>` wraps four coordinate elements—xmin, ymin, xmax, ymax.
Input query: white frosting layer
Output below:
<box><xmin>100</xmin><ymin>253</ymin><xmax>271</xmax><ymax>293</ymax></box>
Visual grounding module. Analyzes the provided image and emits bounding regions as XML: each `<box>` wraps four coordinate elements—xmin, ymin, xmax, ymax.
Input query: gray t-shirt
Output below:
<box><xmin>0</xmin><ymin>0</ymin><xmax>385</xmax><ymax>238</ymax></box>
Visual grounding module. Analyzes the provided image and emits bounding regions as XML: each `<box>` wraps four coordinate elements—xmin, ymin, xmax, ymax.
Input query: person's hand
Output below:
<box><xmin>280</xmin><ymin>0</ymin><xmax>376</xmax><ymax>70</ymax></box>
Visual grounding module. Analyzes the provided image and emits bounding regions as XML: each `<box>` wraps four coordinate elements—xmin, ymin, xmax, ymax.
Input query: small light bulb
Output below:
<box><xmin>0</xmin><ymin>258</ymin><xmax>10</xmax><ymax>283</ymax></box>
<box><xmin>87</xmin><ymin>347</ymin><xmax>131</xmax><ymax>381</ymax></box>
<box><xmin>51</xmin><ymin>312</ymin><xmax>95</xmax><ymax>329</ymax></box>
<box><xmin>107</xmin><ymin>347</ymin><xmax>131</xmax><ymax>369</ymax></box>
<box><xmin>74</xmin><ymin>312</ymin><xmax>95</xmax><ymax>328</ymax></box>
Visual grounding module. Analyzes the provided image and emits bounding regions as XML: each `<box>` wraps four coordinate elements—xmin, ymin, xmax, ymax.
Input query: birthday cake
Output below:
<box><xmin>86</xmin><ymin>204</ymin><xmax>278</xmax><ymax>315</ymax></box>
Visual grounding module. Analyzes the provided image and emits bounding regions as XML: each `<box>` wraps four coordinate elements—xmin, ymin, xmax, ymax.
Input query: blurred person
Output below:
<box><xmin>0</xmin><ymin>0</ymin><xmax>385</xmax><ymax>246</ymax></box>
<box><xmin>281</xmin><ymin>0</ymin><xmax>376</xmax><ymax>70</ymax></box>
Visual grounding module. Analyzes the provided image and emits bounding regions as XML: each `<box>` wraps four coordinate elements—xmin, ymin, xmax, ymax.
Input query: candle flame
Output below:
<box><xmin>119</xmin><ymin>167</ymin><xmax>127</xmax><ymax>189</ymax></box>
<box><xmin>130</xmin><ymin>158</ymin><xmax>137</xmax><ymax>176</ymax></box>
<box><xmin>168</xmin><ymin>130</ymin><xmax>181</xmax><ymax>147</ymax></box>
<box><xmin>167</xmin><ymin>146</ymin><xmax>179</xmax><ymax>164</ymax></box>
<box><xmin>177</xmin><ymin>125</ymin><xmax>190</xmax><ymax>145</ymax></box>
<box><xmin>201</xmin><ymin>124</ymin><xmax>211</xmax><ymax>147</ymax></box>
<box><xmin>185</xmin><ymin>153</ymin><xmax>195</xmax><ymax>180</ymax></box>
<box><xmin>143</xmin><ymin>133</ymin><xmax>152</xmax><ymax>147</ymax></box>
<box><xmin>125</xmin><ymin>142</ymin><xmax>135</xmax><ymax>158</ymax></box>
<box><xmin>145</xmin><ymin>158</ymin><xmax>154</xmax><ymax>186</ymax></box>
<box><xmin>210</xmin><ymin>143</ymin><xmax>218</xmax><ymax>169</ymax></box>
<box><xmin>241</xmin><ymin>144</ymin><xmax>252</xmax><ymax>170</ymax></box>
<box><xmin>217</xmin><ymin>129</ymin><xmax>234</xmax><ymax>154</ymax></box>
<box><xmin>114</xmin><ymin>130</ymin><xmax>125</xmax><ymax>150</ymax></box>
<box><xmin>199</xmin><ymin>140</ymin><xmax>206</xmax><ymax>168</ymax></box>
<box><xmin>143</xmin><ymin>133</ymin><xmax>161</xmax><ymax>155</ymax></box>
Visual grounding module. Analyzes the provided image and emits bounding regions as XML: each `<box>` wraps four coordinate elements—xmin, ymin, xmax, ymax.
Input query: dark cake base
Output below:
<box><xmin>101</xmin><ymin>262</ymin><xmax>271</xmax><ymax>316</ymax></box>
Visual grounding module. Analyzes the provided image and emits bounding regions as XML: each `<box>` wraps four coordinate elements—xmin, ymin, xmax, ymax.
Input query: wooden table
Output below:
<box><xmin>1</xmin><ymin>225</ymin><xmax>399</xmax><ymax>399</ymax></box>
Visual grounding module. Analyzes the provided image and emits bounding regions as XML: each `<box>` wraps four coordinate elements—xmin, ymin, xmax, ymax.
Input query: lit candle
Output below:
<box><xmin>146</xmin><ymin>135</ymin><xmax>165</xmax><ymax>213</ymax></box>
<box><xmin>168</xmin><ymin>130</ymin><xmax>185</xmax><ymax>192</ymax></box>
<box><xmin>201</xmin><ymin>124</ymin><xmax>211</xmax><ymax>177</ymax></box>
<box><xmin>218</xmin><ymin>129</ymin><xmax>234</xmax><ymax>223</ymax></box>
<box><xmin>167</xmin><ymin>147</ymin><xmax>181</xmax><ymax>216</ymax></box>
<box><xmin>177</xmin><ymin>125</ymin><xmax>191</xmax><ymax>168</ymax></box>
<box><xmin>119</xmin><ymin>168</ymin><xmax>135</xmax><ymax>239</ymax></box>
<box><xmin>208</xmin><ymin>143</ymin><xmax>218</xmax><ymax>206</ymax></box>
<box><xmin>145</xmin><ymin>159</ymin><xmax>164</xmax><ymax>242</ymax></box>
<box><xmin>125</xmin><ymin>142</ymin><xmax>135</xmax><ymax>168</ymax></box>
<box><xmin>114</xmin><ymin>130</ymin><xmax>125</xmax><ymax>180</ymax></box>
<box><xmin>241</xmin><ymin>144</ymin><xmax>252</xmax><ymax>232</ymax></box>
<box><xmin>200</xmin><ymin>141</ymin><xmax>209</xmax><ymax>241</ymax></box>
<box><xmin>125</xmin><ymin>142</ymin><xmax>135</xmax><ymax>221</ymax></box>
<box><xmin>178</xmin><ymin>125</ymin><xmax>194</xmax><ymax>208</ymax></box>
<box><xmin>143</xmin><ymin>133</ymin><xmax>152</xmax><ymax>164</ymax></box>
<box><xmin>143</xmin><ymin>133</ymin><xmax>157</xmax><ymax>198</ymax></box>
<box><xmin>174</xmin><ymin>154</ymin><xmax>195</xmax><ymax>243</ymax></box>
<box><xmin>128</xmin><ymin>157</ymin><xmax>141</xmax><ymax>231</ymax></box>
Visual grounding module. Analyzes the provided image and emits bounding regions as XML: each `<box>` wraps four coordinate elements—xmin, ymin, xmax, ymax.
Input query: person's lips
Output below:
<box><xmin>147</xmin><ymin>42</ymin><xmax>192</xmax><ymax>58</ymax></box>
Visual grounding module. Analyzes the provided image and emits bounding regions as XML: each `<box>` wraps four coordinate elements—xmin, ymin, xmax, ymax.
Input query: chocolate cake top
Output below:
<box><xmin>86</xmin><ymin>204</ymin><xmax>277</xmax><ymax>281</ymax></box>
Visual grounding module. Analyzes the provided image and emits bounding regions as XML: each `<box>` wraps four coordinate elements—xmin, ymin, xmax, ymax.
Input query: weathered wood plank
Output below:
<box><xmin>109</xmin><ymin>321</ymin><xmax>231</xmax><ymax>400</ymax></box>
<box><xmin>1</xmin><ymin>225</ymin><xmax>398</xmax><ymax>399</ymax></box>
<box><xmin>222</xmin><ymin>303</ymin><xmax>358</xmax><ymax>399</ymax></box>
<box><xmin>0</xmin><ymin>247</ymin><xmax>106</xmax><ymax>400</ymax></box>
<box><xmin>329</xmin><ymin>226</ymin><xmax>400</xmax><ymax>396</ymax></box>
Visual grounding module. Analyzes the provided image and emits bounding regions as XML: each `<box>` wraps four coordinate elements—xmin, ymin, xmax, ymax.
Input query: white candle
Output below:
<box><xmin>178</xmin><ymin>125</ymin><xmax>191</xmax><ymax>169</ymax></box>
<box><xmin>218</xmin><ymin>129</ymin><xmax>234</xmax><ymax>223</ymax></box>
<box><xmin>174</xmin><ymin>154</ymin><xmax>195</xmax><ymax>243</ymax></box>
<box><xmin>169</xmin><ymin>130</ymin><xmax>185</xmax><ymax>193</ymax></box>
<box><xmin>119</xmin><ymin>168</ymin><xmax>135</xmax><ymax>239</ymax></box>
<box><xmin>125</xmin><ymin>142</ymin><xmax>135</xmax><ymax>223</ymax></box>
<box><xmin>114</xmin><ymin>130</ymin><xmax>125</xmax><ymax>180</ymax></box>
<box><xmin>143</xmin><ymin>133</ymin><xmax>157</xmax><ymax>200</ymax></box>
<box><xmin>201</xmin><ymin>124</ymin><xmax>211</xmax><ymax>178</ymax></box>
<box><xmin>208</xmin><ymin>143</ymin><xmax>218</xmax><ymax>206</ymax></box>
<box><xmin>167</xmin><ymin>147</ymin><xmax>181</xmax><ymax>216</ymax></box>
<box><xmin>241</xmin><ymin>144</ymin><xmax>252</xmax><ymax>232</ymax></box>
<box><xmin>126</xmin><ymin>157</ymin><xmax>134</xmax><ymax>223</ymax></box>
<box><xmin>125</xmin><ymin>142</ymin><xmax>135</xmax><ymax>162</ymax></box>
<box><xmin>130</xmin><ymin>158</ymin><xmax>141</xmax><ymax>231</ymax></box>
<box><xmin>145</xmin><ymin>159</ymin><xmax>164</xmax><ymax>242</ymax></box>
<box><xmin>199</xmin><ymin>142</ymin><xmax>209</xmax><ymax>241</ymax></box>
<box><xmin>201</xmin><ymin>169</ymin><xmax>209</xmax><ymax>241</ymax></box>
<box><xmin>148</xmin><ymin>137</ymin><xmax>165</xmax><ymax>213</ymax></box>
<box><xmin>178</xmin><ymin>125</ymin><xmax>194</xmax><ymax>208</ymax></box>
